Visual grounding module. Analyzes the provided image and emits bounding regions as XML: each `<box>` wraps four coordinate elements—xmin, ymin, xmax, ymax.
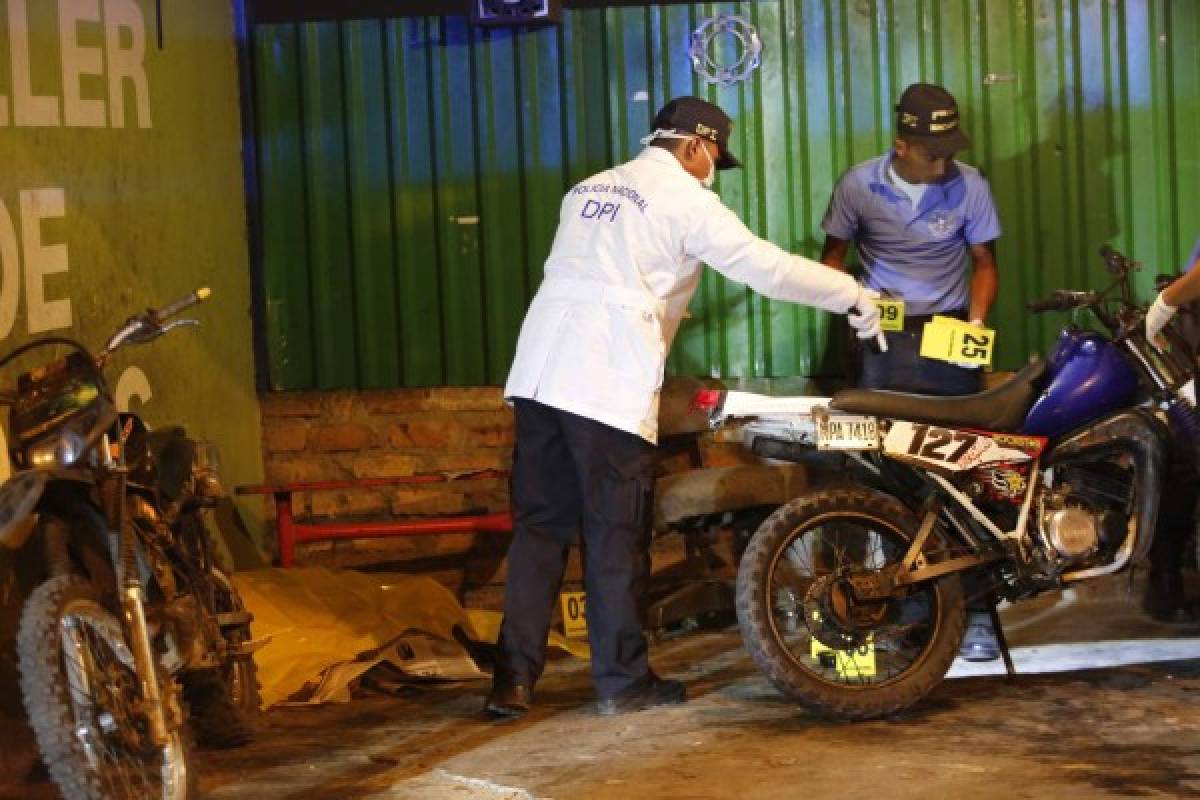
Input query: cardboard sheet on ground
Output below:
<box><xmin>231</xmin><ymin>568</ymin><xmax>589</xmax><ymax>708</ymax></box>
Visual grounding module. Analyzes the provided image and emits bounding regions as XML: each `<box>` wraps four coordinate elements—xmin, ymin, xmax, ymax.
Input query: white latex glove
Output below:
<box><xmin>949</xmin><ymin>318</ymin><xmax>986</xmax><ymax>370</ymax></box>
<box><xmin>1145</xmin><ymin>290</ymin><xmax>1178</xmax><ymax>346</ymax></box>
<box><xmin>848</xmin><ymin>287</ymin><xmax>887</xmax><ymax>352</ymax></box>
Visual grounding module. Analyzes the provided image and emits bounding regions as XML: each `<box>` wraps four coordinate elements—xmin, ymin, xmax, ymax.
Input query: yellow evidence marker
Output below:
<box><xmin>810</xmin><ymin>636</ymin><xmax>877</xmax><ymax>678</ymax></box>
<box><xmin>559</xmin><ymin>591</ymin><xmax>588</xmax><ymax>639</ymax></box>
<box><xmin>919</xmin><ymin>315</ymin><xmax>995</xmax><ymax>367</ymax></box>
<box><xmin>875</xmin><ymin>298</ymin><xmax>906</xmax><ymax>332</ymax></box>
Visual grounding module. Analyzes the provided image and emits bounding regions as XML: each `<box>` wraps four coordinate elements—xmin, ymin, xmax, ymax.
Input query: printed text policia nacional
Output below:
<box><xmin>571</xmin><ymin>183</ymin><xmax>650</xmax><ymax>215</ymax></box>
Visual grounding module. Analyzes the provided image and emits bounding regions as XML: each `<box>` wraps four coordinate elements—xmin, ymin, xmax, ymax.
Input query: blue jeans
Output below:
<box><xmin>859</xmin><ymin>328</ymin><xmax>980</xmax><ymax>395</ymax></box>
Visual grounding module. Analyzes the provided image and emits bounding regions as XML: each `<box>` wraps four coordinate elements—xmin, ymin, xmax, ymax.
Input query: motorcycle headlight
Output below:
<box><xmin>26</xmin><ymin>424</ymin><xmax>89</xmax><ymax>469</ymax></box>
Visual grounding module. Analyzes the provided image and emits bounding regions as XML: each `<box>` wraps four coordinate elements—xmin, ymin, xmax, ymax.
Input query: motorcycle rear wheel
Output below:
<box><xmin>17</xmin><ymin>575</ymin><xmax>196</xmax><ymax>800</ymax></box>
<box><xmin>736</xmin><ymin>487</ymin><xmax>966</xmax><ymax>720</ymax></box>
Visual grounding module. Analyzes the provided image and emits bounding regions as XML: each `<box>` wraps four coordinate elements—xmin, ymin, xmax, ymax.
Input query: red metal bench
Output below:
<box><xmin>236</xmin><ymin>470</ymin><xmax>513</xmax><ymax>567</ymax></box>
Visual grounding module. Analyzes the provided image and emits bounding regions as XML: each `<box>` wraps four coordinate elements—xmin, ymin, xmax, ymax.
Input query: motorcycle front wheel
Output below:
<box><xmin>17</xmin><ymin>575</ymin><xmax>196</xmax><ymax>800</ymax></box>
<box><xmin>736</xmin><ymin>486</ymin><xmax>966</xmax><ymax>720</ymax></box>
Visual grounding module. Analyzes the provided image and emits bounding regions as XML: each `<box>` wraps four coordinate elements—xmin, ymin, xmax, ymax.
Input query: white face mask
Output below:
<box><xmin>640</xmin><ymin>129</ymin><xmax>716</xmax><ymax>188</ymax></box>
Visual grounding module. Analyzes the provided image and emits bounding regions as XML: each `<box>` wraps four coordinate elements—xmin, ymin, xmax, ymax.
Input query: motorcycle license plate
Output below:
<box><xmin>816</xmin><ymin>415</ymin><xmax>879</xmax><ymax>450</ymax></box>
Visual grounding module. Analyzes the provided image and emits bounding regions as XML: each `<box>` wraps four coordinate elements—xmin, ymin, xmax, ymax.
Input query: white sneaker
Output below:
<box><xmin>959</xmin><ymin>611</ymin><xmax>1000</xmax><ymax>662</ymax></box>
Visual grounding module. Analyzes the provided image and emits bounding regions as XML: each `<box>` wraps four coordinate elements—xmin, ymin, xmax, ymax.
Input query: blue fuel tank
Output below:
<box><xmin>1021</xmin><ymin>328</ymin><xmax>1141</xmax><ymax>438</ymax></box>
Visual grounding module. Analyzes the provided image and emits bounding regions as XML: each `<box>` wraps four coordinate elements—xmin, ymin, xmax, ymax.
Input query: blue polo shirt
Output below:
<box><xmin>822</xmin><ymin>152</ymin><xmax>1002</xmax><ymax>316</ymax></box>
<box><xmin>1187</xmin><ymin>237</ymin><xmax>1200</xmax><ymax>271</ymax></box>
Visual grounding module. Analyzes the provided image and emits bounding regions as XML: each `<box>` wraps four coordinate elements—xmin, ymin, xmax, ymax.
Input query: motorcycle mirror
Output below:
<box><xmin>1098</xmin><ymin>245</ymin><xmax>1141</xmax><ymax>279</ymax></box>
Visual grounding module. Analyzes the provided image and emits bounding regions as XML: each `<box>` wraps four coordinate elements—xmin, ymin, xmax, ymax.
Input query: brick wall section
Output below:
<box><xmin>258</xmin><ymin>388</ymin><xmax>515</xmax><ymax>572</ymax></box>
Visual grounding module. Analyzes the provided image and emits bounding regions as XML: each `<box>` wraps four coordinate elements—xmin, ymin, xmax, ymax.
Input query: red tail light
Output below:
<box><xmin>690</xmin><ymin>389</ymin><xmax>723</xmax><ymax>413</ymax></box>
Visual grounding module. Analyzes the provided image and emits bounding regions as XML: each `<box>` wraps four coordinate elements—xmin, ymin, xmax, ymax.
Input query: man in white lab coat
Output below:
<box><xmin>487</xmin><ymin>97</ymin><xmax>883</xmax><ymax>718</ymax></box>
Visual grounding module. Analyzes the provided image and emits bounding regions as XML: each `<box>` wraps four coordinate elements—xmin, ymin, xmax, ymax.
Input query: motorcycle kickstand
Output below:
<box><xmin>987</xmin><ymin>605</ymin><xmax>1017</xmax><ymax>678</ymax></box>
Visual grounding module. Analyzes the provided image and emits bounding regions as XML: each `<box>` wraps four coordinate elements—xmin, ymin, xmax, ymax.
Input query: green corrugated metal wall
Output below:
<box><xmin>253</xmin><ymin>0</ymin><xmax>1200</xmax><ymax>390</ymax></box>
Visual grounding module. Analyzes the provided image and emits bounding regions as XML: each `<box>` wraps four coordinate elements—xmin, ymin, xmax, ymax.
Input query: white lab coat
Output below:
<box><xmin>504</xmin><ymin>147</ymin><xmax>861</xmax><ymax>443</ymax></box>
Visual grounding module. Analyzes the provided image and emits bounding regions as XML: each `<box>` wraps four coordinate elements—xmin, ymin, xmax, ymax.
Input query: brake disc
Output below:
<box><xmin>801</xmin><ymin>573</ymin><xmax>890</xmax><ymax>650</ymax></box>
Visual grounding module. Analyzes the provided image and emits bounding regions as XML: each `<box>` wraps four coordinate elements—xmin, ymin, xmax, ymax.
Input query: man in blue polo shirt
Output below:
<box><xmin>820</xmin><ymin>82</ymin><xmax>1004</xmax><ymax>660</ymax></box>
<box><xmin>821</xmin><ymin>82</ymin><xmax>1001</xmax><ymax>395</ymax></box>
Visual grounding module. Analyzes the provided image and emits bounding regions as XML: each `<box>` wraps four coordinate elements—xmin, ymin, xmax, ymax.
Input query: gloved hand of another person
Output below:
<box><xmin>1145</xmin><ymin>290</ymin><xmax>1178</xmax><ymax>347</ymax></box>
<box><xmin>849</xmin><ymin>287</ymin><xmax>887</xmax><ymax>352</ymax></box>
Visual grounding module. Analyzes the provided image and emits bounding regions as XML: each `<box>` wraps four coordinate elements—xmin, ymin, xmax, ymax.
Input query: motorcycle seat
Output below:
<box><xmin>829</xmin><ymin>358</ymin><xmax>1048</xmax><ymax>433</ymax></box>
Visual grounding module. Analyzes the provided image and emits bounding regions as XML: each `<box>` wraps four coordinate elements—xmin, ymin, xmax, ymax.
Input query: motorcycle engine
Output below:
<box><xmin>1041</xmin><ymin>505</ymin><xmax>1102</xmax><ymax>560</ymax></box>
<box><xmin>1038</xmin><ymin>462</ymin><xmax>1132</xmax><ymax>565</ymax></box>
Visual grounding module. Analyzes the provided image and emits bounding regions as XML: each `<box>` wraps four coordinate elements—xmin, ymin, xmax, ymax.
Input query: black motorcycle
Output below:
<box><xmin>699</xmin><ymin>247</ymin><xmax>1199</xmax><ymax>719</ymax></box>
<box><xmin>0</xmin><ymin>289</ymin><xmax>259</xmax><ymax>800</ymax></box>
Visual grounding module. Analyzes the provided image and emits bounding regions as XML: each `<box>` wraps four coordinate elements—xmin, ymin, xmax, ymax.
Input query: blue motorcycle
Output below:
<box><xmin>698</xmin><ymin>246</ymin><xmax>1197</xmax><ymax>719</ymax></box>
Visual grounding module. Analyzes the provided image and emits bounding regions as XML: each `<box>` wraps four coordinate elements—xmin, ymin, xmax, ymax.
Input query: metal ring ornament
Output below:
<box><xmin>689</xmin><ymin>14</ymin><xmax>763</xmax><ymax>88</ymax></box>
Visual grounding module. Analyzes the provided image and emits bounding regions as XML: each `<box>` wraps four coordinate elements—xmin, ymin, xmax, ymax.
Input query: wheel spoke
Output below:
<box><xmin>58</xmin><ymin>603</ymin><xmax>173</xmax><ymax>799</ymax></box>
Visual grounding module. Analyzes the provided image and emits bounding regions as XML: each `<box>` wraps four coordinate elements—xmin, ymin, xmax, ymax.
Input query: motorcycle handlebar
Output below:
<box><xmin>100</xmin><ymin>288</ymin><xmax>212</xmax><ymax>363</ymax></box>
<box><xmin>1027</xmin><ymin>296</ymin><xmax>1068</xmax><ymax>313</ymax></box>
<box><xmin>152</xmin><ymin>287</ymin><xmax>211</xmax><ymax>325</ymax></box>
<box><xmin>1027</xmin><ymin>289</ymin><xmax>1108</xmax><ymax>314</ymax></box>
<box><xmin>1027</xmin><ymin>289</ymin><xmax>1082</xmax><ymax>313</ymax></box>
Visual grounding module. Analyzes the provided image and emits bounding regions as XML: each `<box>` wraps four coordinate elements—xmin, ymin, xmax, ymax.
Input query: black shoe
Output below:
<box><xmin>596</xmin><ymin>677</ymin><xmax>686</xmax><ymax>716</ymax></box>
<box><xmin>484</xmin><ymin>683</ymin><xmax>532</xmax><ymax>718</ymax></box>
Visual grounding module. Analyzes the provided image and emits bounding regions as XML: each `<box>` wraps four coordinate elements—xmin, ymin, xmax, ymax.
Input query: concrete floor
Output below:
<box><xmin>4</xmin><ymin>588</ymin><xmax>1200</xmax><ymax>799</ymax></box>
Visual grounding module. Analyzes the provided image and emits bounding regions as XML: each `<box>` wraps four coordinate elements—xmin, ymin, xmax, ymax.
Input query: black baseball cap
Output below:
<box><xmin>895</xmin><ymin>83</ymin><xmax>970</xmax><ymax>158</ymax></box>
<box><xmin>652</xmin><ymin>96</ymin><xmax>741</xmax><ymax>170</ymax></box>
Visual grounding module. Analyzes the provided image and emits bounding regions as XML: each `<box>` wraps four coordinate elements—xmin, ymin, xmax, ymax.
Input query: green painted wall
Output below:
<box><xmin>0</xmin><ymin>0</ymin><xmax>263</xmax><ymax>740</ymax></box>
<box><xmin>254</xmin><ymin>0</ymin><xmax>1200</xmax><ymax>389</ymax></box>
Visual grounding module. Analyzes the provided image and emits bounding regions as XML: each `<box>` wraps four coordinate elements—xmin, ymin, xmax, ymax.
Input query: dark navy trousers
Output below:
<box><xmin>859</xmin><ymin>324</ymin><xmax>981</xmax><ymax>395</ymax></box>
<box><xmin>496</xmin><ymin>398</ymin><xmax>656</xmax><ymax>700</ymax></box>
<box><xmin>1153</xmin><ymin>419</ymin><xmax>1199</xmax><ymax>574</ymax></box>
